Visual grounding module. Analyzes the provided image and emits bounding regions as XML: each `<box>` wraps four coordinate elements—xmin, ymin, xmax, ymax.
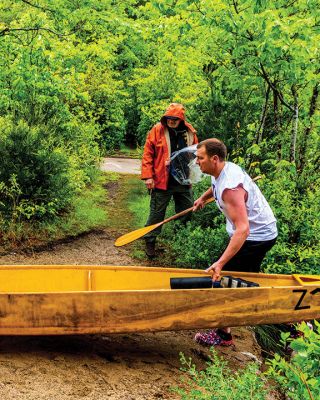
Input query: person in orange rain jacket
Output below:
<box><xmin>141</xmin><ymin>103</ymin><xmax>198</xmax><ymax>258</ymax></box>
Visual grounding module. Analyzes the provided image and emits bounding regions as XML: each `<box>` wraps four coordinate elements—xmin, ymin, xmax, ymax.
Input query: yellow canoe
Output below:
<box><xmin>0</xmin><ymin>264</ymin><xmax>319</xmax><ymax>335</ymax></box>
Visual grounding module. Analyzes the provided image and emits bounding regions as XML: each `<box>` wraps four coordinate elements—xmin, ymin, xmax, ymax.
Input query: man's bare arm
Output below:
<box><xmin>206</xmin><ymin>187</ymin><xmax>249</xmax><ymax>279</ymax></box>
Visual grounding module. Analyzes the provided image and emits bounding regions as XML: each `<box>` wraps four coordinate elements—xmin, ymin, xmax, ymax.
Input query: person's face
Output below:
<box><xmin>196</xmin><ymin>146</ymin><xmax>217</xmax><ymax>175</ymax></box>
<box><xmin>167</xmin><ymin>118</ymin><xmax>180</xmax><ymax>129</ymax></box>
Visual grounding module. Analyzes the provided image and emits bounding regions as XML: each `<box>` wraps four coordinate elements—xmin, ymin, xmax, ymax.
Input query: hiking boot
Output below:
<box><xmin>145</xmin><ymin>241</ymin><xmax>156</xmax><ymax>258</ymax></box>
<box><xmin>194</xmin><ymin>329</ymin><xmax>234</xmax><ymax>347</ymax></box>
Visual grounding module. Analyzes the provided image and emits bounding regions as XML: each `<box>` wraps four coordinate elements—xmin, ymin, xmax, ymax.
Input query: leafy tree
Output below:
<box><xmin>0</xmin><ymin>0</ymin><xmax>319</xmax><ymax>277</ymax></box>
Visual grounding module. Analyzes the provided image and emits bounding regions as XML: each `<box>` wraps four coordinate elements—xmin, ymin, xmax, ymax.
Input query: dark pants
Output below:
<box><xmin>144</xmin><ymin>186</ymin><xmax>193</xmax><ymax>243</ymax></box>
<box><xmin>222</xmin><ymin>238</ymin><xmax>277</xmax><ymax>273</ymax></box>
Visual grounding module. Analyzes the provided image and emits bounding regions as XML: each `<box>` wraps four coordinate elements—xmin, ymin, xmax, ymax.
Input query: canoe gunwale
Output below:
<box><xmin>0</xmin><ymin>284</ymin><xmax>316</xmax><ymax>295</ymax></box>
<box><xmin>0</xmin><ymin>264</ymin><xmax>319</xmax><ymax>293</ymax></box>
<box><xmin>0</xmin><ymin>264</ymin><xmax>301</xmax><ymax>278</ymax></box>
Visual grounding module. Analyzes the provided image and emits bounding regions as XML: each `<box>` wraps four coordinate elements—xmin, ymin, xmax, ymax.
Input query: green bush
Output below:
<box><xmin>258</xmin><ymin>162</ymin><xmax>320</xmax><ymax>275</ymax></box>
<box><xmin>0</xmin><ymin>120</ymin><xmax>74</xmax><ymax>221</ymax></box>
<box><xmin>136</xmin><ymin>101</ymin><xmax>170</xmax><ymax>146</ymax></box>
<box><xmin>169</xmin><ymin>222</ymin><xmax>227</xmax><ymax>268</ymax></box>
<box><xmin>173</xmin><ymin>349</ymin><xmax>270</xmax><ymax>399</ymax></box>
<box><xmin>266</xmin><ymin>321</ymin><xmax>320</xmax><ymax>399</ymax></box>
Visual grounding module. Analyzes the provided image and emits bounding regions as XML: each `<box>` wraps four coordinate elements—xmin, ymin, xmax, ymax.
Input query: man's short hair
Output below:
<box><xmin>197</xmin><ymin>138</ymin><xmax>227</xmax><ymax>161</ymax></box>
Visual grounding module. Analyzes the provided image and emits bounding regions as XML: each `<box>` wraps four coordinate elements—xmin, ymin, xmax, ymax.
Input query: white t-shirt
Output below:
<box><xmin>211</xmin><ymin>162</ymin><xmax>278</xmax><ymax>241</ymax></box>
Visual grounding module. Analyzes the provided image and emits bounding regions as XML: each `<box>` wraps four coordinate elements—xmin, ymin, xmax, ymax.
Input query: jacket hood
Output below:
<box><xmin>160</xmin><ymin>103</ymin><xmax>186</xmax><ymax>125</ymax></box>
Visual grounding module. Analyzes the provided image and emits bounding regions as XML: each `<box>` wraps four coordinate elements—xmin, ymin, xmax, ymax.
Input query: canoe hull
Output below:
<box><xmin>0</xmin><ymin>265</ymin><xmax>319</xmax><ymax>335</ymax></box>
<box><xmin>1</xmin><ymin>286</ymin><xmax>320</xmax><ymax>336</ymax></box>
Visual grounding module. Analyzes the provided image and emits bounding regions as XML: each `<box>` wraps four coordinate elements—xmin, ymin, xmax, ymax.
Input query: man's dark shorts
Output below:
<box><xmin>222</xmin><ymin>238</ymin><xmax>277</xmax><ymax>273</ymax></box>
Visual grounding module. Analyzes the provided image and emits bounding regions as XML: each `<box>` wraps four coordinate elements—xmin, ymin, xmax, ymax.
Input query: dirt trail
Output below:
<box><xmin>0</xmin><ymin>174</ymin><xmax>265</xmax><ymax>400</ymax></box>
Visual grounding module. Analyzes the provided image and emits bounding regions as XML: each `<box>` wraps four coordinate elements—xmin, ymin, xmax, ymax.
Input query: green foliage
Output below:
<box><xmin>164</xmin><ymin>160</ymin><xmax>319</xmax><ymax>275</ymax></box>
<box><xmin>0</xmin><ymin>114</ymin><xmax>100</xmax><ymax>236</ymax></box>
<box><xmin>253</xmin><ymin>324</ymin><xmax>294</xmax><ymax>357</ymax></box>
<box><xmin>0</xmin><ymin>0</ymin><xmax>319</xmax><ymax>274</ymax></box>
<box><xmin>266</xmin><ymin>321</ymin><xmax>320</xmax><ymax>399</ymax></box>
<box><xmin>44</xmin><ymin>173</ymin><xmax>109</xmax><ymax>237</ymax></box>
<box><xmin>1</xmin><ymin>0</ymin><xmax>318</xmax><ymax>158</ymax></box>
<box><xmin>173</xmin><ymin>349</ymin><xmax>270</xmax><ymax>399</ymax></box>
<box><xmin>258</xmin><ymin>163</ymin><xmax>320</xmax><ymax>275</ymax></box>
<box><xmin>0</xmin><ymin>120</ymin><xmax>73</xmax><ymax>221</ymax></box>
<box><xmin>127</xmin><ymin>178</ymin><xmax>150</xmax><ymax>228</ymax></box>
<box><xmin>109</xmin><ymin>144</ymin><xmax>143</xmax><ymax>159</ymax></box>
<box><xmin>0</xmin><ymin>171</ymin><xmax>108</xmax><ymax>248</ymax></box>
<box><xmin>169</xmin><ymin>222</ymin><xmax>227</xmax><ymax>268</ymax></box>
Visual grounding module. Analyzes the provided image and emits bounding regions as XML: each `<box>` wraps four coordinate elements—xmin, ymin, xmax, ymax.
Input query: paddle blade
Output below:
<box><xmin>115</xmin><ymin>222</ymin><xmax>162</xmax><ymax>247</ymax></box>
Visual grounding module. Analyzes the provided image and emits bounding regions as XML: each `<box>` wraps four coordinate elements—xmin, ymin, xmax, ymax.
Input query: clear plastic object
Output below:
<box><xmin>170</xmin><ymin>144</ymin><xmax>204</xmax><ymax>185</ymax></box>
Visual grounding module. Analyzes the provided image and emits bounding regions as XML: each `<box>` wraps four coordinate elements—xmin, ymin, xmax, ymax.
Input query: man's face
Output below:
<box><xmin>196</xmin><ymin>146</ymin><xmax>214</xmax><ymax>174</ymax></box>
<box><xmin>167</xmin><ymin>118</ymin><xmax>180</xmax><ymax>129</ymax></box>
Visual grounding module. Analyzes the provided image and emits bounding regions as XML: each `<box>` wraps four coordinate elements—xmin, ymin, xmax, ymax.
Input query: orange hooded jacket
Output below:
<box><xmin>141</xmin><ymin>103</ymin><xmax>198</xmax><ymax>190</ymax></box>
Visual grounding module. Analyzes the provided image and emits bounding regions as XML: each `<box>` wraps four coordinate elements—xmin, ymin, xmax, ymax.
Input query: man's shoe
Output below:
<box><xmin>145</xmin><ymin>241</ymin><xmax>156</xmax><ymax>258</ymax></box>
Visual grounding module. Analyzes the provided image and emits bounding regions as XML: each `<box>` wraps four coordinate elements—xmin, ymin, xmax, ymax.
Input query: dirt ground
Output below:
<box><xmin>0</xmin><ymin>173</ymin><xmax>272</xmax><ymax>400</ymax></box>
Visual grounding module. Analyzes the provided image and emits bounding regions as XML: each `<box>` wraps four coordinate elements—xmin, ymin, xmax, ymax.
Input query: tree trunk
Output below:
<box><xmin>273</xmin><ymin>89</ymin><xmax>282</xmax><ymax>160</ymax></box>
<box><xmin>298</xmin><ymin>83</ymin><xmax>319</xmax><ymax>172</ymax></box>
<box><xmin>289</xmin><ymin>86</ymin><xmax>298</xmax><ymax>164</ymax></box>
<box><xmin>255</xmin><ymin>84</ymin><xmax>270</xmax><ymax>144</ymax></box>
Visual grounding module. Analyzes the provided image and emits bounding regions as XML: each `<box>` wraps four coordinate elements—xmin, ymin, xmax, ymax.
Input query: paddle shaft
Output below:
<box><xmin>114</xmin><ymin>198</ymin><xmax>214</xmax><ymax>246</ymax></box>
<box><xmin>155</xmin><ymin>175</ymin><xmax>261</xmax><ymax>226</ymax></box>
<box><xmin>158</xmin><ymin>197</ymin><xmax>214</xmax><ymax>225</ymax></box>
<box><xmin>153</xmin><ymin>175</ymin><xmax>260</xmax><ymax>225</ymax></box>
<box><xmin>114</xmin><ymin>176</ymin><xmax>261</xmax><ymax>246</ymax></box>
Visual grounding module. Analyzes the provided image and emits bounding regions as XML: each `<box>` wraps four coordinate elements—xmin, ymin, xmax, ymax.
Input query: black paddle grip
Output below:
<box><xmin>170</xmin><ymin>277</ymin><xmax>221</xmax><ymax>289</ymax></box>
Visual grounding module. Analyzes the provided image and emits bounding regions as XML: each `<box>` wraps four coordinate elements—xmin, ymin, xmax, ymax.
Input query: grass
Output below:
<box><xmin>104</xmin><ymin>173</ymin><xmax>140</xmax><ymax>233</ymax></box>
<box><xmin>118</xmin><ymin>176</ymin><xmax>150</xmax><ymax>260</ymax></box>
<box><xmin>127</xmin><ymin>178</ymin><xmax>150</xmax><ymax>227</ymax></box>
<box><xmin>0</xmin><ymin>172</ymin><xmax>112</xmax><ymax>252</ymax></box>
<box><xmin>44</xmin><ymin>174</ymin><xmax>110</xmax><ymax>238</ymax></box>
<box><xmin>107</xmin><ymin>144</ymin><xmax>143</xmax><ymax>159</ymax></box>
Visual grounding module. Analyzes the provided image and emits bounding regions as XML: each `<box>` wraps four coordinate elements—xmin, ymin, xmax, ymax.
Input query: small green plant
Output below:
<box><xmin>266</xmin><ymin>321</ymin><xmax>320</xmax><ymax>400</ymax></box>
<box><xmin>130</xmin><ymin>249</ymin><xmax>146</xmax><ymax>260</ymax></box>
<box><xmin>173</xmin><ymin>349</ymin><xmax>270</xmax><ymax>399</ymax></box>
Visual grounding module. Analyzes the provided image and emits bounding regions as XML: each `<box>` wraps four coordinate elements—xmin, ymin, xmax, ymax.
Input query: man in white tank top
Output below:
<box><xmin>193</xmin><ymin>138</ymin><xmax>277</xmax><ymax>347</ymax></box>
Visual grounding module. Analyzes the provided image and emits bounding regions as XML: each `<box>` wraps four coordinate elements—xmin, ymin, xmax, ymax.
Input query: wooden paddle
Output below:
<box><xmin>114</xmin><ymin>198</ymin><xmax>214</xmax><ymax>247</ymax></box>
